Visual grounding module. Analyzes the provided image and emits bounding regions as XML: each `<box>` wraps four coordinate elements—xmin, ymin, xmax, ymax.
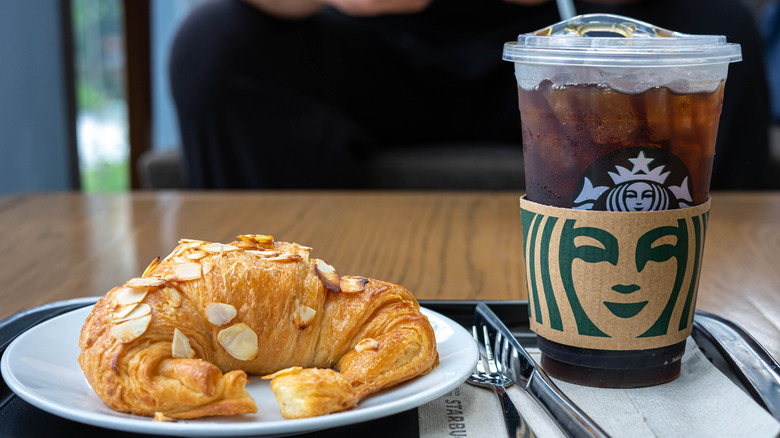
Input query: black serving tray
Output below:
<box><xmin>1</xmin><ymin>298</ymin><xmax>778</xmax><ymax>437</ymax></box>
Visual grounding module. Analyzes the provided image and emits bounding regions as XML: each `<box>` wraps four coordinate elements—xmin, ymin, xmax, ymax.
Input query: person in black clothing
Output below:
<box><xmin>169</xmin><ymin>0</ymin><xmax>770</xmax><ymax>190</ymax></box>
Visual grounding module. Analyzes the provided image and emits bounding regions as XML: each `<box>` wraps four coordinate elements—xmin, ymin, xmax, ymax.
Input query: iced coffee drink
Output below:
<box><xmin>503</xmin><ymin>14</ymin><xmax>741</xmax><ymax>387</ymax></box>
<box><xmin>519</xmin><ymin>82</ymin><xmax>724</xmax><ymax>210</ymax></box>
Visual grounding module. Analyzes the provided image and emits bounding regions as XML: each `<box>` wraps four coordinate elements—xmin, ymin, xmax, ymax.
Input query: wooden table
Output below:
<box><xmin>1</xmin><ymin>191</ymin><xmax>778</xmax><ymax>360</ymax></box>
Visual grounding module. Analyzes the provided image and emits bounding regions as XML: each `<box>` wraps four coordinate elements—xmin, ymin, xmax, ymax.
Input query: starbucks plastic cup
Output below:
<box><xmin>503</xmin><ymin>14</ymin><xmax>741</xmax><ymax>387</ymax></box>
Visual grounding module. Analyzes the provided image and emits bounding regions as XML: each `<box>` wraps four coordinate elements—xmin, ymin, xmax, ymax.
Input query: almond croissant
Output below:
<box><xmin>78</xmin><ymin>235</ymin><xmax>439</xmax><ymax>419</ymax></box>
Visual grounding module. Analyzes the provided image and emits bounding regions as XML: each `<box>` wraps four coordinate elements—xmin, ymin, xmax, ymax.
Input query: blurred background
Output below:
<box><xmin>1</xmin><ymin>0</ymin><xmax>778</xmax><ymax>195</ymax></box>
<box><xmin>0</xmin><ymin>0</ymin><xmax>201</xmax><ymax>194</ymax></box>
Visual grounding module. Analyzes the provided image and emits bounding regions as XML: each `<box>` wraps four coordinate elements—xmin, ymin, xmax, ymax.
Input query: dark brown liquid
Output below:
<box><xmin>519</xmin><ymin>81</ymin><xmax>724</xmax><ymax>387</ymax></box>
<box><xmin>518</xmin><ymin>81</ymin><xmax>724</xmax><ymax>208</ymax></box>
<box><xmin>538</xmin><ymin>337</ymin><xmax>686</xmax><ymax>388</ymax></box>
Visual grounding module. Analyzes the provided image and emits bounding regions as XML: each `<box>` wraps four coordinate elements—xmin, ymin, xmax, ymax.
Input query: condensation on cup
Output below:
<box><xmin>503</xmin><ymin>14</ymin><xmax>741</xmax><ymax>387</ymax></box>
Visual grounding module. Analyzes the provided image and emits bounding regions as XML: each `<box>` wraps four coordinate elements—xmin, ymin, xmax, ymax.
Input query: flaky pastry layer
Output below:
<box><xmin>78</xmin><ymin>235</ymin><xmax>438</xmax><ymax>419</ymax></box>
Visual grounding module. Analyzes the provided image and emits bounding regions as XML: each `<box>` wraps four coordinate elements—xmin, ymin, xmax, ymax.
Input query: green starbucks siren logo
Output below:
<box><xmin>520</xmin><ymin>198</ymin><xmax>710</xmax><ymax>351</ymax></box>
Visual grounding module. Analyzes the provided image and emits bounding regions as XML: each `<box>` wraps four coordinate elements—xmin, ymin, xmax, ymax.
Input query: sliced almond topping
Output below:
<box><xmin>112</xmin><ymin>314</ymin><xmax>151</xmax><ymax>343</ymax></box>
<box><xmin>166</xmin><ymin>288</ymin><xmax>182</xmax><ymax>307</ymax></box>
<box><xmin>217</xmin><ymin>323</ymin><xmax>259</xmax><ymax>361</ymax></box>
<box><xmin>200</xmin><ymin>243</ymin><xmax>239</xmax><ymax>253</ymax></box>
<box><xmin>113</xmin><ymin>303</ymin><xmax>151</xmax><ymax>323</ymax></box>
<box><xmin>266</xmin><ymin>254</ymin><xmax>303</xmax><ymax>262</ymax></box>
<box><xmin>340</xmin><ymin>277</ymin><xmax>369</xmax><ymax>293</ymax></box>
<box><xmin>293</xmin><ymin>244</ymin><xmax>313</xmax><ymax>251</ymax></box>
<box><xmin>165</xmin><ymin>247</ymin><xmax>184</xmax><ymax>261</ymax></box>
<box><xmin>142</xmin><ymin>257</ymin><xmax>160</xmax><ymax>277</ymax></box>
<box><xmin>237</xmin><ymin>234</ymin><xmax>274</xmax><ymax>245</ymax></box>
<box><xmin>113</xmin><ymin>302</ymin><xmax>139</xmax><ymax>320</ymax></box>
<box><xmin>186</xmin><ymin>251</ymin><xmax>208</xmax><ymax>261</ymax></box>
<box><xmin>293</xmin><ymin>301</ymin><xmax>317</xmax><ymax>329</ymax></box>
<box><xmin>246</xmin><ymin>250</ymin><xmax>279</xmax><ymax>258</ymax></box>
<box><xmin>181</xmin><ymin>241</ymin><xmax>205</xmax><ymax>252</ymax></box>
<box><xmin>202</xmin><ymin>262</ymin><xmax>215</xmax><ymax>275</ymax></box>
<box><xmin>261</xmin><ymin>366</ymin><xmax>302</xmax><ymax>380</ymax></box>
<box><xmin>167</xmin><ymin>263</ymin><xmax>202</xmax><ymax>281</ymax></box>
<box><xmin>355</xmin><ymin>338</ymin><xmax>380</xmax><ymax>353</ymax></box>
<box><xmin>169</xmin><ymin>242</ymin><xmax>198</xmax><ymax>260</ymax></box>
<box><xmin>205</xmin><ymin>302</ymin><xmax>237</xmax><ymax>326</ymax></box>
<box><xmin>171</xmin><ymin>328</ymin><xmax>196</xmax><ymax>358</ymax></box>
<box><xmin>127</xmin><ymin>277</ymin><xmax>167</xmax><ymax>288</ymax></box>
<box><xmin>170</xmin><ymin>256</ymin><xmax>188</xmax><ymax>265</ymax></box>
<box><xmin>235</xmin><ymin>240</ymin><xmax>258</xmax><ymax>250</ymax></box>
<box><xmin>299</xmin><ymin>305</ymin><xmax>316</xmax><ymax>325</ymax></box>
<box><xmin>314</xmin><ymin>260</ymin><xmax>341</xmax><ymax>291</ymax></box>
<box><xmin>114</xmin><ymin>287</ymin><xmax>148</xmax><ymax>306</ymax></box>
<box><xmin>198</xmin><ymin>243</ymin><xmax>221</xmax><ymax>253</ymax></box>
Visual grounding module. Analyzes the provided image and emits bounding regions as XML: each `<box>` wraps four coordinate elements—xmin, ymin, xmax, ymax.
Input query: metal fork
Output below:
<box><xmin>468</xmin><ymin>324</ymin><xmax>537</xmax><ymax>438</ymax></box>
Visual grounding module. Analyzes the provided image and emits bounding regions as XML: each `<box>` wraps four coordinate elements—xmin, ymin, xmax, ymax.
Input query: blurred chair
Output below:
<box><xmin>137</xmin><ymin>144</ymin><xmax>525</xmax><ymax>190</ymax></box>
<box><xmin>137</xmin><ymin>148</ymin><xmax>187</xmax><ymax>190</ymax></box>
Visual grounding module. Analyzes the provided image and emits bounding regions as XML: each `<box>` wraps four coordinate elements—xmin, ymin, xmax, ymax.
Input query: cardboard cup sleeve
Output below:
<box><xmin>520</xmin><ymin>196</ymin><xmax>711</xmax><ymax>351</ymax></box>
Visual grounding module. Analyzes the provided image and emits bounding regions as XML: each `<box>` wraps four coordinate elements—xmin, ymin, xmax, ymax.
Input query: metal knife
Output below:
<box><xmin>474</xmin><ymin>303</ymin><xmax>610</xmax><ymax>438</ymax></box>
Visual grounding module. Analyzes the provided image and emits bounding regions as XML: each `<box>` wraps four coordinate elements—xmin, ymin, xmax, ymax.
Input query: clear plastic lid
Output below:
<box><xmin>502</xmin><ymin>14</ymin><xmax>742</xmax><ymax>67</ymax></box>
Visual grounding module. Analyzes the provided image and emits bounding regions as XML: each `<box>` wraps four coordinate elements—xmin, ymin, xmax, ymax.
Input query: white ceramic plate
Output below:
<box><xmin>1</xmin><ymin>306</ymin><xmax>476</xmax><ymax>437</ymax></box>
